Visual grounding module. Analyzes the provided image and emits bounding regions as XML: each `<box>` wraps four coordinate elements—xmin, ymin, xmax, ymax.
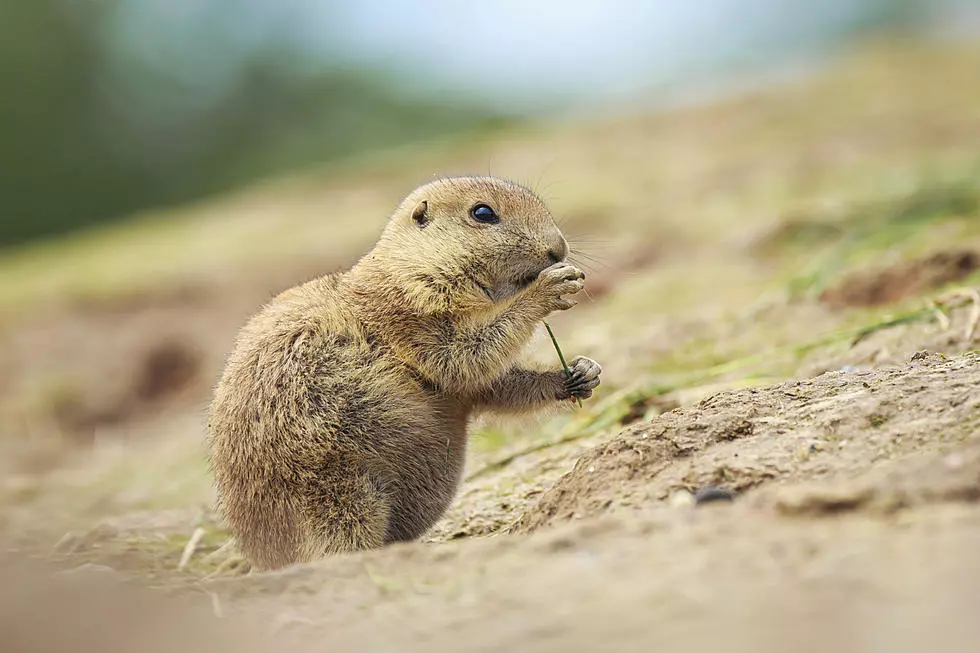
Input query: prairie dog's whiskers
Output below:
<box><xmin>568</xmin><ymin>250</ymin><xmax>609</xmax><ymax>272</ymax></box>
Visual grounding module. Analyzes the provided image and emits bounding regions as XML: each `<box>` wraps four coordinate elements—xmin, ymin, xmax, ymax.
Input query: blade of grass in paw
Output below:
<box><xmin>543</xmin><ymin>321</ymin><xmax>582</xmax><ymax>408</ymax></box>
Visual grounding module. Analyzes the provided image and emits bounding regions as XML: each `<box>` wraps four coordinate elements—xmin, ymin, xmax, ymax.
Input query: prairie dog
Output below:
<box><xmin>208</xmin><ymin>176</ymin><xmax>601</xmax><ymax>569</ymax></box>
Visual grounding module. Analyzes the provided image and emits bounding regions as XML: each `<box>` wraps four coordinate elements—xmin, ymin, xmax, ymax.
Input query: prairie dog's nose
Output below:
<box><xmin>547</xmin><ymin>238</ymin><xmax>568</xmax><ymax>264</ymax></box>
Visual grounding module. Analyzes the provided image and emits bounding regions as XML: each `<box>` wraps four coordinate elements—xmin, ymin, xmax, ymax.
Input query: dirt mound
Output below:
<box><xmin>513</xmin><ymin>351</ymin><xmax>980</xmax><ymax>533</ymax></box>
<box><xmin>820</xmin><ymin>249</ymin><xmax>979</xmax><ymax>308</ymax></box>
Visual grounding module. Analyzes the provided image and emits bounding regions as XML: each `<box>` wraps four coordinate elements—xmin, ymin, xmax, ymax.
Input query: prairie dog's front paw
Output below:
<box><xmin>559</xmin><ymin>356</ymin><xmax>602</xmax><ymax>402</ymax></box>
<box><xmin>533</xmin><ymin>262</ymin><xmax>585</xmax><ymax>314</ymax></box>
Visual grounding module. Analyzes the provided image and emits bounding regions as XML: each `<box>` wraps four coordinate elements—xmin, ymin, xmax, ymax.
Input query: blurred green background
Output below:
<box><xmin>0</xmin><ymin>0</ymin><xmax>974</xmax><ymax>247</ymax></box>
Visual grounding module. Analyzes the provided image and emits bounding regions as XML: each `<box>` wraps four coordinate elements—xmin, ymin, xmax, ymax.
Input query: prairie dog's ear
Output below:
<box><xmin>412</xmin><ymin>200</ymin><xmax>429</xmax><ymax>227</ymax></box>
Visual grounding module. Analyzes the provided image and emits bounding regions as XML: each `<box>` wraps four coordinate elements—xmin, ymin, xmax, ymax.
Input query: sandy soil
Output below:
<box><xmin>2</xmin><ymin>41</ymin><xmax>980</xmax><ymax>652</ymax></box>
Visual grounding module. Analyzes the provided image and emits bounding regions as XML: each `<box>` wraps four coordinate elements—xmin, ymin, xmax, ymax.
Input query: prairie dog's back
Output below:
<box><xmin>207</xmin><ymin>272</ymin><xmax>452</xmax><ymax>568</ymax></box>
<box><xmin>208</xmin><ymin>275</ymin><xmax>367</xmax><ymax>567</ymax></box>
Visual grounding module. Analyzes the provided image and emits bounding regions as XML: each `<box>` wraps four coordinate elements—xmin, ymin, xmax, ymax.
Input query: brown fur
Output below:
<box><xmin>207</xmin><ymin>176</ymin><xmax>602</xmax><ymax>570</ymax></box>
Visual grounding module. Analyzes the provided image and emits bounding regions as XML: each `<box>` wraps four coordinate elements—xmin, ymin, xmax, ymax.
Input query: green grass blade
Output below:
<box><xmin>544</xmin><ymin>321</ymin><xmax>583</xmax><ymax>408</ymax></box>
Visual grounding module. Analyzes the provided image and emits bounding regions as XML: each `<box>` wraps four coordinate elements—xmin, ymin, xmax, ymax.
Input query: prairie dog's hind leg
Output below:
<box><xmin>299</xmin><ymin>469</ymin><xmax>390</xmax><ymax>558</ymax></box>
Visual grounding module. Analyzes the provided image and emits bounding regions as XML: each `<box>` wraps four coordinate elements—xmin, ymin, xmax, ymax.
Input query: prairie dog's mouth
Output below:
<box><xmin>472</xmin><ymin>261</ymin><xmax>551</xmax><ymax>303</ymax></box>
<box><xmin>513</xmin><ymin>258</ymin><xmax>554</xmax><ymax>288</ymax></box>
<box><xmin>492</xmin><ymin>263</ymin><xmax>551</xmax><ymax>302</ymax></box>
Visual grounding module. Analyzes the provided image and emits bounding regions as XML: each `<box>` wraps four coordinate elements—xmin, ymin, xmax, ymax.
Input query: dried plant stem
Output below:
<box><xmin>178</xmin><ymin>527</ymin><xmax>206</xmax><ymax>570</ymax></box>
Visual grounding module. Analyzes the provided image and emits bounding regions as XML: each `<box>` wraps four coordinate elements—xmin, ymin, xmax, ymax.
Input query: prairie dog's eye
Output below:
<box><xmin>470</xmin><ymin>203</ymin><xmax>499</xmax><ymax>224</ymax></box>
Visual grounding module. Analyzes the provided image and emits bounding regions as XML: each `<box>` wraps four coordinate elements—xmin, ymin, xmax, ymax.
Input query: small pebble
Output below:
<box><xmin>668</xmin><ymin>490</ymin><xmax>695</xmax><ymax>508</ymax></box>
<box><xmin>693</xmin><ymin>486</ymin><xmax>735</xmax><ymax>505</ymax></box>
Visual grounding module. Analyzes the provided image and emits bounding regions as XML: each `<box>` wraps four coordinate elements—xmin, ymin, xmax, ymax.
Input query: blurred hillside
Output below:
<box><xmin>2</xmin><ymin>0</ymin><xmax>977</xmax><ymax>247</ymax></box>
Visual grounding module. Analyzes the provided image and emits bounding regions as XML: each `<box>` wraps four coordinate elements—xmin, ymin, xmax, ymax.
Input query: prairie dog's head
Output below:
<box><xmin>368</xmin><ymin>176</ymin><xmax>568</xmax><ymax>313</ymax></box>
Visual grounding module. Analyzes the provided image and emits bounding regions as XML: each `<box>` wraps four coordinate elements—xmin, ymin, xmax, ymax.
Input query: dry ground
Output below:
<box><xmin>2</xmin><ymin>40</ymin><xmax>980</xmax><ymax>652</ymax></box>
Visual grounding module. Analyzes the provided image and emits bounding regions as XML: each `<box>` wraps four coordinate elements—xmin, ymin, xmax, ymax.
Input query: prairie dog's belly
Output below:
<box><xmin>378</xmin><ymin>399</ymin><xmax>471</xmax><ymax>542</ymax></box>
<box><xmin>310</xmin><ymin>354</ymin><xmax>470</xmax><ymax>542</ymax></box>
